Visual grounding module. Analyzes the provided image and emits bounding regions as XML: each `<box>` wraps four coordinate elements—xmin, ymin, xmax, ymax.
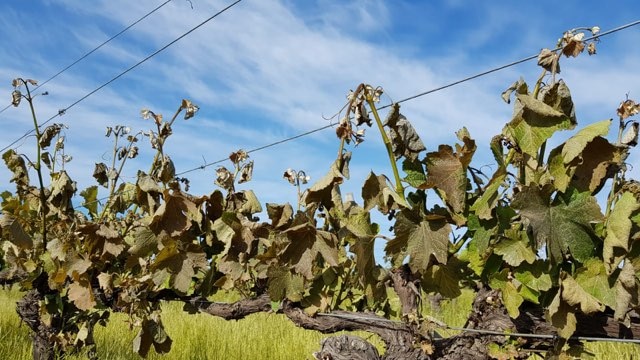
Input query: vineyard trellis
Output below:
<box><xmin>1</xmin><ymin>24</ymin><xmax>640</xmax><ymax>360</ymax></box>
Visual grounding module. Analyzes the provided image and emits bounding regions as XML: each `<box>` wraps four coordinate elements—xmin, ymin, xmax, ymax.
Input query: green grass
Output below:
<box><xmin>1</xmin><ymin>287</ymin><xmax>639</xmax><ymax>359</ymax></box>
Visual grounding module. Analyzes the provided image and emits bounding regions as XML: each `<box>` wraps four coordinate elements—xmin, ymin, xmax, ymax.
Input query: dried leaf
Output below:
<box><xmin>383</xmin><ymin>104</ymin><xmax>426</xmax><ymax>161</ymax></box>
<box><xmin>181</xmin><ymin>99</ymin><xmax>199</xmax><ymax>120</ymax></box>
<box><xmin>93</xmin><ymin>163</ymin><xmax>109</xmax><ymax>188</ymax></box>
<box><xmin>537</xmin><ymin>49</ymin><xmax>560</xmax><ymax>73</ymax></box>
<box><xmin>603</xmin><ymin>193</ymin><xmax>639</xmax><ymax>273</ymax></box>
<box><xmin>68</xmin><ymin>277</ymin><xmax>97</xmax><ymax>311</ymax></box>
<box><xmin>39</xmin><ymin>124</ymin><xmax>64</xmax><ymax>149</ymax></box>
<box><xmin>617</xmin><ymin>99</ymin><xmax>640</xmax><ymax>120</ymax></box>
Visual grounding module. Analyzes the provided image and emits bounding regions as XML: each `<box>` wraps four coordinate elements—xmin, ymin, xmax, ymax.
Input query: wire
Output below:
<box><xmin>0</xmin><ymin>0</ymin><xmax>243</xmax><ymax>154</ymax></box>
<box><xmin>0</xmin><ymin>0</ymin><xmax>174</xmax><ymax>118</ymax></box>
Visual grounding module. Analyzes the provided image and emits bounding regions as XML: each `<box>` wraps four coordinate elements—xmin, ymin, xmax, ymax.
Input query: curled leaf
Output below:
<box><xmin>617</xmin><ymin>99</ymin><xmax>640</xmax><ymax>120</ymax></box>
<box><xmin>182</xmin><ymin>99</ymin><xmax>199</xmax><ymax>120</ymax></box>
<box><xmin>93</xmin><ymin>163</ymin><xmax>109</xmax><ymax>187</ymax></box>
<box><xmin>229</xmin><ymin>149</ymin><xmax>249</xmax><ymax>164</ymax></box>
<box><xmin>11</xmin><ymin>90</ymin><xmax>21</xmax><ymax>107</ymax></box>
<box><xmin>215</xmin><ymin>166</ymin><xmax>234</xmax><ymax>191</ymax></box>
<box><xmin>238</xmin><ymin>161</ymin><xmax>253</xmax><ymax>184</ymax></box>
<box><xmin>537</xmin><ymin>49</ymin><xmax>560</xmax><ymax>73</ymax></box>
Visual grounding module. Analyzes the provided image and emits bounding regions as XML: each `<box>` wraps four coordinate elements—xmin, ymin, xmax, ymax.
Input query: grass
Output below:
<box><xmin>1</xmin><ymin>287</ymin><xmax>639</xmax><ymax>359</ymax></box>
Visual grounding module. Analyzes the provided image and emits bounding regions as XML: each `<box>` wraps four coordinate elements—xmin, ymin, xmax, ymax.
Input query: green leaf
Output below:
<box><xmin>502</xmin><ymin>281</ymin><xmax>524</xmax><ymax>318</ymax></box>
<box><xmin>512</xmin><ymin>186</ymin><xmax>602</xmax><ymax>263</ymax></box>
<box><xmin>128</xmin><ymin>227</ymin><xmax>159</xmax><ymax>257</ymax></box>
<box><xmin>79</xmin><ymin>186</ymin><xmax>98</xmax><ymax>217</ymax></box>
<box><xmin>603</xmin><ymin>192</ymin><xmax>640</xmax><ymax>273</ymax></box>
<box><xmin>493</xmin><ymin>229</ymin><xmax>536</xmax><ymax>266</ymax></box>
<box><xmin>421</xmin><ymin>262</ymin><xmax>462</xmax><ymax>298</ymax></box>
<box><xmin>561</xmin><ymin>272</ymin><xmax>604</xmax><ymax>314</ymax></box>
<box><xmin>546</xmin><ymin>144</ymin><xmax>574</xmax><ymax>193</ymax></box>
<box><xmin>574</xmin><ymin>258</ymin><xmax>616</xmax><ymax>309</ymax></box>
<box><xmin>513</xmin><ymin>261</ymin><xmax>552</xmax><ymax>304</ymax></box>
<box><xmin>267</xmin><ymin>266</ymin><xmax>304</xmax><ymax>302</ymax></box>
<box><xmin>402</xmin><ymin>158</ymin><xmax>427</xmax><ymax>189</ymax></box>
<box><xmin>561</xmin><ymin>119</ymin><xmax>612</xmax><ymax>164</ymax></box>
<box><xmin>470</xmin><ymin>168</ymin><xmax>506</xmax><ymax>220</ymax></box>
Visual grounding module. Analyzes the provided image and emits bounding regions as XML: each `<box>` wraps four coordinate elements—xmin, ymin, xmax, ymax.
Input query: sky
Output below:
<box><xmin>1</xmin><ymin>0</ymin><xmax>640</xmax><ymax>258</ymax></box>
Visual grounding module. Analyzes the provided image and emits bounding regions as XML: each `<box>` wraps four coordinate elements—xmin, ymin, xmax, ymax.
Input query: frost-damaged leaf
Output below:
<box><xmin>537</xmin><ymin>80</ymin><xmax>576</xmax><ymax>124</ymax></box>
<box><xmin>383</xmin><ymin>103</ymin><xmax>426</xmax><ymax>161</ymax></box>
<box><xmin>362</xmin><ymin>171</ymin><xmax>407</xmax><ymax>214</ymax></box>
<box><xmin>561</xmin><ymin>119</ymin><xmax>611</xmax><ymax>164</ymax></box>
<box><xmin>424</xmin><ymin>129</ymin><xmax>475</xmax><ymax>213</ymax></box>
<box><xmin>181</xmin><ymin>99</ymin><xmax>199</xmax><ymax>120</ymax></box>
<box><xmin>537</xmin><ymin>49</ymin><xmax>560</xmax><ymax>73</ymax></box>
<box><xmin>0</xmin><ymin>214</ymin><xmax>33</xmax><ymax>249</ymax></box>
<box><xmin>512</xmin><ymin>186</ymin><xmax>602</xmax><ymax>264</ymax></box>
<box><xmin>49</xmin><ymin>170</ymin><xmax>76</xmax><ymax>218</ymax></box>
<box><xmin>67</xmin><ymin>277</ymin><xmax>96</xmax><ymax>311</ymax></box>
<box><xmin>502</xmin><ymin>93</ymin><xmax>574</xmax><ymax>157</ymax></box>
<box><xmin>3</xmin><ymin>149</ymin><xmax>29</xmax><ymax>192</ymax></box>
<box><xmin>93</xmin><ymin>163</ymin><xmax>109</xmax><ymax>187</ymax></box>
<box><xmin>239</xmin><ymin>189</ymin><xmax>262</xmax><ymax>215</ymax></box>
<box><xmin>603</xmin><ymin>193</ymin><xmax>640</xmax><ymax>273</ymax></box>
<box><xmin>571</xmin><ymin>137</ymin><xmax>625</xmax><ymax>194</ymax></box>
<box><xmin>501</xmin><ymin>78</ymin><xmax>528</xmax><ymax>104</ymax></box>
<box><xmin>133</xmin><ymin>318</ymin><xmax>173</xmax><ymax>357</ymax></box>
<box><xmin>547</xmin><ymin>289</ymin><xmax>577</xmax><ymax>339</ymax></box>
<box><xmin>266</xmin><ymin>203</ymin><xmax>293</xmax><ymax>229</ymax></box>
<box><xmin>151</xmin><ymin>242</ymin><xmax>207</xmax><ymax>294</ymax></box>
<box><xmin>493</xmin><ymin>229</ymin><xmax>536</xmax><ymax>267</ymax></box>
<box><xmin>386</xmin><ymin>209</ymin><xmax>449</xmax><ymax>272</ymax></box>
<box><xmin>129</xmin><ymin>227</ymin><xmax>159</xmax><ymax>257</ymax></box>
<box><xmin>281</xmin><ymin>223</ymin><xmax>338</xmax><ymax>279</ymax></box>
<box><xmin>267</xmin><ymin>266</ymin><xmax>304</xmax><ymax>302</ymax></box>
<box><xmin>238</xmin><ymin>160</ymin><xmax>253</xmax><ymax>184</ymax></box>
<box><xmin>149</xmin><ymin>190</ymin><xmax>202</xmax><ymax>237</ymax></box>
<box><xmin>304</xmin><ymin>152</ymin><xmax>350</xmax><ymax>210</ymax></box>
<box><xmin>614</xmin><ymin>262</ymin><xmax>639</xmax><ymax>327</ymax></box>
<box><xmin>343</xmin><ymin>209</ymin><xmax>380</xmax><ymax>287</ymax></box>
<box><xmin>575</xmin><ymin>258</ymin><xmax>616</xmax><ymax>309</ymax></box>
<box><xmin>39</xmin><ymin>123</ymin><xmax>64</xmax><ymax>149</ymax></box>
<box><xmin>617</xmin><ymin>99</ymin><xmax>640</xmax><ymax>120</ymax></box>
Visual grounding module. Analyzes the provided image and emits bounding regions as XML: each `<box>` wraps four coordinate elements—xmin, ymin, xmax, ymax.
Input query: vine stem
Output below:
<box><xmin>604</xmin><ymin>116</ymin><xmax>626</xmax><ymax>220</ymax></box>
<box><xmin>366</xmin><ymin>96</ymin><xmax>405</xmax><ymax>201</ymax></box>
<box><xmin>23</xmin><ymin>80</ymin><xmax>48</xmax><ymax>248</ymax></box>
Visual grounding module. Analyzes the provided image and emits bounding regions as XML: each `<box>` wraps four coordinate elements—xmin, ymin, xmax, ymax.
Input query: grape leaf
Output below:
<box><xmin>387</xmin><ymin>209</ymin><xmax>449</xmax><ymax>273</ymax></box>
<box><xmin>561</xmin><ymin>119</ymin><xmax>611</xmax><ymax>163</ymax></box>
<box><xmin>67</xmin><ymin>277</ymin><xmax>96</xmax><ymax>311</ymax></box>
<box><xmin>281</xmin><ymin>223</ymin><xmax>338</xmax><ymax>279</ymax></box>
<box><xmin>512</xmin><ymin>186</ymin><xmax>602</xmax><ymax>263</ymax></box>
<box><xmin>502</xmin><ymin>93</ymin><xmax>574</xmax><ymax>157</ymax></box>
<box><xmin>267</xmin><ymin>266</ymin><xmax>304</xmax><ymax>302</ymax></box>
<box><xmin>493</xmin><ymin>229</ymin><xmax>536</xmax><ymax>266</ymax></box>
<box><xmin>603</xmin><ymin>192</ymin><xmax>640</xmax><ymax>273</ymax></box>
<box><xmin>575</xmin><ymin>258</ymin><xmax>616</xmax><ymax>309</ymax></box>
<box><xmin>383</xmin><ymin>103</ymin><xmax>426</xmax><ymax>161</ymax></box>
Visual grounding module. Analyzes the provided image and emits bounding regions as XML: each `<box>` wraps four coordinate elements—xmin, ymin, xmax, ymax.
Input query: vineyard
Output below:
<box><xmin>1</xmin><ymin>23</ymin><xmax>640</xmax><ymax>360</ymax></box>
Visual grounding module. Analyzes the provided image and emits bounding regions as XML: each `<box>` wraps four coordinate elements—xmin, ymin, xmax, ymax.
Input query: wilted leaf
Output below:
<box><xmin>181</xmin><ymin>99</ymin><xmax>199</xmax><ymax>120</ymax></box>
<box><xmin>362</xmin><ymin>171</ymin><xmax>407</xmax><ymax>214</ymax></box>
<box><xmin>67</xmin><ymin>277</ymin><xmax>96</xmax><ymax>311</ymax></box>
<box><xmin>93</xmin><ymin>163</ymin><xmax>109</xmax><ymax>187</ymax></box>
<box><xmin>238</xmin><ymin>161</ymin><xmax>254</xmax><ymax>184</ymax></box>
<box><xmin>305</xmin><ymin>153</ymin><xmax>350</xmax><ymax>210</ymax></box>
<box><xmin>0</xmin><ymin>214</ymin><xmax>33</xmax><ymax>249</ymax></box>
<box><xmin>614</xmin><ymin>262</ymin><xmax>639</xmax><ymax>326</ymax></box>
<box><xmin>561</xmin><ymin>119</ymin><xmax>611</xmax><ymax>163</ymax></box>
<box><xmin>617</xmin><ymin>99</ymin><xmax>640</xmax><ymax>120</ymax></box>
<box><xmin>149</xmin><ymin>190</ymin><xmax>201</xmax><ymax>237</ymax></box>
<box><xmin>281</xmin><ymin>223</ymin><xmax>338</xmax><ymax>279</ymax></box>
<box><xmin>547</xmin><ymin>290</ymin><xmax>577</xmax><ymax>339</ymax></box>
<box><xmin>39</xmin><ymin>124</ymin><xmax>64</xmax><ymax>149</ymax></box>
<box><xmin>3</xmin><ymin>149</ymin><xmax>29</xmax><ymax>192</ymax></box>
<box><xmin>48</xmin><ymin>170</ymin><xmax>76</xmax><ymax>218</ymax></box>
<box><xmin>383</xmin><ymin>103</ymin><xmax>426</xmax><ymax>161</ymax></box>
<box><xmin>571</xmin><ymin>137</ymin><xmax>625</xmax><ymax>194</ymax></box>
<box><xmin>603</xmin><ymin>193</ymin><xmax>640</xmax><ymax>273</ymax></box>
<box><xmin>537</xmin><ymin>80</ymin><xmax>576</xmax><ymax>123</ymax></box>
<box><xmin>266</xmin><ymin>203</ymin><xmax>293</xmax><ymax>229</ymax></box>
<box><xmin>501</xmin><ymin>78</ymin><xmax>528</xmax><ymax>104</ymax></box>
<box><xmin>502</xmin><ymin>93</ymin><xmax>574</xmax><ymax>157</ymax></box>
<box><xmin>512</xmin><ymin>186</ymin><xmax>602</xmax><ymax>263</ymax></box>
<box><xmin>537</xmin><ymin>49</ymin><xmax>560</xmax><ymax>73</ymax></box>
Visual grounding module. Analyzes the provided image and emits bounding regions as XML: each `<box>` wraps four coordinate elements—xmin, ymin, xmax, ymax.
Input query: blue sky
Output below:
<box><xmin>1</xmin><ymin>1</ymin><xmax>639</xmax><ymax>253</ymax></box>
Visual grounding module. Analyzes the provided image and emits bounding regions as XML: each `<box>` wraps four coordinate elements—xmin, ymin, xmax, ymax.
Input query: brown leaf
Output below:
<box><xmin>562</xmin><ymin>32</ymin><xmax>585</xmax><ymax>57</ymax></box>
<box><xmin>149</xmin><ymin>190</ymin><xmax>202</xmax><ymax>237</ymax></box>
<box><xmin>93</xmin><ymin>163</ymin><xmax>109</xmax><ymax>187</ymax></box>
<box><xmin>67</xmin><ymin>277</ymin><xmax>97</xmax><ymax>311</ymax></box>
<box><xmin>617</xmin><ymin>99</ymin><xmax>640</xmax><ymax>120</ymax></box>
<box><xmin>537</xmin><ymin>48</ymin><xmax>560</xmax><ymax>73</ymax></box>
